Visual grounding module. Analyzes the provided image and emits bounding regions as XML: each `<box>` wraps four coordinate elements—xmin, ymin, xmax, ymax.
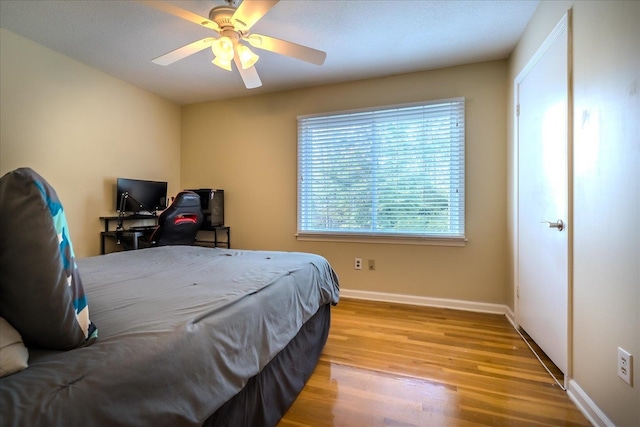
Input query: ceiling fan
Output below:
<box><xmin>138</xmin><ymin>0</ymin><xmax>327</xmax><ymax>89</ymax></box>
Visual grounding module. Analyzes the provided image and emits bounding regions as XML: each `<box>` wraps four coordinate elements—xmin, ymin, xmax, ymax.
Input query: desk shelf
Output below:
<box><xmin>194</xmin><ymin>226</ymin><xmax>231</xmax><ymax>249</ymax></box>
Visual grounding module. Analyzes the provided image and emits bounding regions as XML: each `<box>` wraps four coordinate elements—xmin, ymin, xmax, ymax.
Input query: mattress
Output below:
<box><xmin>0</xmin><ymin>246</ymin><xmax>340</xmax><ymax>426</ymax></box>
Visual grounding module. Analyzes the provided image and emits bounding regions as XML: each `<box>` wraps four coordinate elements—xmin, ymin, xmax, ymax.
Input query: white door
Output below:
<box><xmin>516</xmin><ymin>13</ymin><xmax>570</xmax><ymax>375</ymax></box>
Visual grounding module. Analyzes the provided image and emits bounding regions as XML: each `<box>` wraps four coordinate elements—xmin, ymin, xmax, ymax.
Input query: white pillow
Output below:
<box><xmin>0</xmin><ymin>316</ymin><xmax>29</xmax><ymax>377</ymax></box>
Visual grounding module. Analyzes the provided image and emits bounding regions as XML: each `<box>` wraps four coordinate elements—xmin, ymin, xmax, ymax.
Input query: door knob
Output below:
<box><xmin>542</xmin><ymin>219</ymin><xmax>564</xmax><ymax>231</ymax></box>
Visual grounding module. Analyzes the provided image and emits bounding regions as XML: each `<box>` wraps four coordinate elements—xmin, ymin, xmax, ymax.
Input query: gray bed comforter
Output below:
<box><xmin>0</xmin><ymin>246</ymin><xmax>340</xmax><ymax>426</ymax></box>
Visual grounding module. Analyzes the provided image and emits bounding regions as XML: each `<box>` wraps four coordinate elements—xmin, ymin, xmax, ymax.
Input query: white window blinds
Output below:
<box><xmin>297</xmin><ymin>98</ymin><xmax>465</xmax><ymax>241</ymax></box>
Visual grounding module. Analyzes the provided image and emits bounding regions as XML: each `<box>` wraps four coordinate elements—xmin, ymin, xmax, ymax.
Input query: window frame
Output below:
<box><xmin>296</xmin><ymin>98</ymin><xmax>466</xmax><ymax>246</ymax></box>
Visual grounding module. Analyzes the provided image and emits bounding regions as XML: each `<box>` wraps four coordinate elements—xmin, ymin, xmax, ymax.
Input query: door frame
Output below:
<box><xmin>512</xmin><ymin>10</ymin><xmax>574</xmax><ymax>384</ymax></box>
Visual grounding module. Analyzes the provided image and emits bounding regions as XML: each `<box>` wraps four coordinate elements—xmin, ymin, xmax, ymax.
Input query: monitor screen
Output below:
<box><xmin>115</xmin><ymin>178</ymin><xmax>168</xmax><ymax>214</ymax></box>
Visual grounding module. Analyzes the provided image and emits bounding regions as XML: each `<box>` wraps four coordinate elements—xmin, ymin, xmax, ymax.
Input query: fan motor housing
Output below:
<box><xmin>209</xmin><ymin>6</ymin><xmax>245</xmax><ymax>31</ymax></box>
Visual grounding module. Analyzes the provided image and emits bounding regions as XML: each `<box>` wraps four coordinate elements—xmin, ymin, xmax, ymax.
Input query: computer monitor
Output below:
<box><xmin>115</xmin><ymin>178</ymin><xmax>168</xmax><ymax>214</ymax></box>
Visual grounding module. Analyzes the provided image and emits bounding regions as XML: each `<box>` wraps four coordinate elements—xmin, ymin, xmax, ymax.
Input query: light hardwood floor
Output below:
<box><xmin>279</xmin><ymin>298</ymin><xmax>590</xmax><ymax>426</ymax></box>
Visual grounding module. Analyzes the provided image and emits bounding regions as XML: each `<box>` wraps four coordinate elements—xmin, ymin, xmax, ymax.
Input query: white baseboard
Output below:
<box><xmin>567</xmin><ymin>379</ymin><xmax>615</xmax><ymax>427</ymax></box>
<box><xmin>504</xmin><ymin>305</ymin><xmax>516</xmax><ymax>329</ymax></box>
<box><xmin>339</xmin><ymin>289</ymin><xmax>509</xmax><ymax>315</ymax></box>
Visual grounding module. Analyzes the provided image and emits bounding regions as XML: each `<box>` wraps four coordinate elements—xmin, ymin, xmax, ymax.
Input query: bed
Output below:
<box><xmin>0</xmin><ymin>168</ymin><xmax>340</xmax><ymax>427</ymax></box>
<box><xmin>0</xmin><ymin>246</ymin><xmax>340</xmax><ymax>426</ymax></box>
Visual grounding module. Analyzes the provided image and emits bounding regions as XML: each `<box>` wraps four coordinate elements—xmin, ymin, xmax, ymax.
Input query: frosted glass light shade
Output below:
<box><xmin>237</xmin><ymin>45</ymin><xmax>259</xmax><ymax>69</ymax></box>
<box><xmin>212</xmin><ymin>56</ymin><xmax>232</xmax><ymax>71</ymax></box>
<box><xmin>211</xmin><ymin>37</ymin><xmax>234</xmax><ymax>61</ymax></box>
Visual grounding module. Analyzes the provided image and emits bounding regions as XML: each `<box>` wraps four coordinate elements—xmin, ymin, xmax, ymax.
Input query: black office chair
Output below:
<box><xmin>148</xmin><ymin>191</ymin><xmax>203</xmax><ymax>247</ymax></box>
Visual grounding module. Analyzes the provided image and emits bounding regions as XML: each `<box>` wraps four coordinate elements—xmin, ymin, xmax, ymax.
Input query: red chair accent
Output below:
<box><xmin>174</xmin><ymin>215</ymin><xmax>199</xmax><ymax>225</ymax></box>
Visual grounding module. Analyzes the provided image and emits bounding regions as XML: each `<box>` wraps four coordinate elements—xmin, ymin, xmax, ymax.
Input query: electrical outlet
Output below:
<box><xmin>354</xmin><ymin>258</ymin><xmax>362</xmax><ymax>270</ymax></box>
<box><xmin>618</xmin><ymin>347</ymin><xmax>633</xmax><ymax>386</ymax></box>
<box><xmin>368</xmin><ymin>259</ymin><xmax>376</xmax><ymax>271</ymax></box>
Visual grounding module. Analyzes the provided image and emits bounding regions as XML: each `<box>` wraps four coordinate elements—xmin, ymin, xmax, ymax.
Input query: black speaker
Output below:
<box><xmin>187</xmin><ymin>189</ymin><xmax>224</xmax><ymax>228</ymax></box>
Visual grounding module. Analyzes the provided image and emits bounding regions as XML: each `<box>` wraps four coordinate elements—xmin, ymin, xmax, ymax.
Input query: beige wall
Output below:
<box><xmin>508</xmin><ymin>1</ymin><xmax>640</xmax><ymax>425</ymax></box>
<box><xmin>0</xmin><ymin>29</ymin><xmax>508</xmax><ymax>305</ymax></box>
<box><xmin>0</xmin><ymin>29</ymin><xmax>182</xmax><ymax>257</ymax></box>
<box><xmin>182</xmin><ymin>60</ymin><xmax>509</xmax><ymax>305</ymax></box>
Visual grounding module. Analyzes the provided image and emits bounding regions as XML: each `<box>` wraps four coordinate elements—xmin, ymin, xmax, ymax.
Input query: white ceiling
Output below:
<box><xmin>0</xmin><ymin>0</ymin><xmax>539</xmax><ymax>105</ymax></box>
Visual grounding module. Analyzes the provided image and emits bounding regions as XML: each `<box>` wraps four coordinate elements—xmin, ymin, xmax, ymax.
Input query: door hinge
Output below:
<box><xmin>516</xmin><ymin>104</ymin><xmax>520</xmax><ymax>116</ymax></box>
<box><xmin>516</xmin><ymin>285</ymin><xmax>520</xmax><ymax>298</ymax></box>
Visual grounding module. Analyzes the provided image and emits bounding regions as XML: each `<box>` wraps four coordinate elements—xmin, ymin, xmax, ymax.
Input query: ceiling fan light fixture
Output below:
<box><xmin>144</xmin><ymin>0</ymin><xmax>326</xmax><ymax>90</ymax></box>
<box><xmin>212</xmin><ymin>56</ymin><xmax>232</xmax><ymax>71</ymax></box>
<box><xmin>236</xmin><ymin>45</ymin><xmax>259</xmax><ymax>69</ymax></box>
<box><xmin>211</xmin><ymin>37</ymin><xmax>234</xmax><ymax>61</ymax></box>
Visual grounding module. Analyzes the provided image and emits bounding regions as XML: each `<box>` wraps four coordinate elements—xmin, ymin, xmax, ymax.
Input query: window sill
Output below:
<box><xmin>295</xmin><ymin>232</ymin><xmax>467</xmax><ymax>247</ymax></box>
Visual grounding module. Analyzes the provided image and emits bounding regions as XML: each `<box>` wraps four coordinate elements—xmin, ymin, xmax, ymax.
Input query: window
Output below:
<box><xmin>297</xmin><ymin>98</ymin><xmax>465</xmax><ymax>245</ymax></box>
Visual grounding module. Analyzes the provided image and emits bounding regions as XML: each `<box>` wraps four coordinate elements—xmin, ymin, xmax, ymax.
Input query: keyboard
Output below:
<box><xmin>128</xmin><ymin>225</ymin><xmax>156</xmax><ymax>231</ymax></box>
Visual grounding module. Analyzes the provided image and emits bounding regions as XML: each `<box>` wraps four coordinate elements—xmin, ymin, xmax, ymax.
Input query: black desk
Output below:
<box><xmin>100</xmin><ymin>230</ymin><xmax>154</xmax><ymax>254</ymax></box>
<box><xmin>100</xmin><ymin>214</ymin><xmax>157</xmax><ymax>232</ymax></box>
<box><xmin>195</xmin><ymin>226</ymin><xmax>231</xmax><ymax>249</ymax></box>
<box><xmin>99</xmin><ymin>215</ymin><xmax>158</xmax><ymax>254</ymax></box>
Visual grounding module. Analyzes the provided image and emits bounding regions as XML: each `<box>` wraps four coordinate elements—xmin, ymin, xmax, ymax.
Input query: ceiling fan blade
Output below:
<box><xmin>137</xmin><ymin>0</ymin><xmax>219</xmax><ymax>31</ymax></box>
<box><xmin>233</xmin><ymin>56</ymin><xmax>262</xmax><ymax>89</ymax></box>
<box><xmin>246</xmin><ymin>34</ymin><xmax>326</xmax><ymax>66</ymax></box>
<box><xmin>232</xmin><ymin>0</ymin><xmax>279</xmax><ymax>31</ymax></box>
<box><xmin>152</xmin><ymin>38</ymin><xmax>215</xmax><ymax>66</ymax></box>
